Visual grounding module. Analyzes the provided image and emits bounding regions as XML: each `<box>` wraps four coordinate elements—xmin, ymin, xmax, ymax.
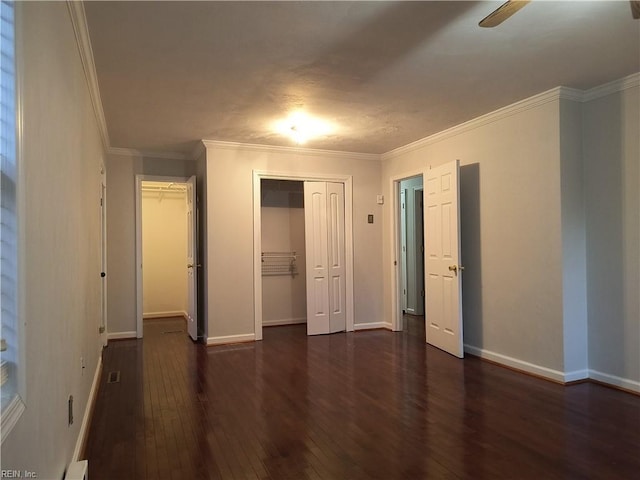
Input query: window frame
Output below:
<box><xmin>1</xmin><ymin>0</ymin><xmax>25</xmax><ymax>442</ymax></box>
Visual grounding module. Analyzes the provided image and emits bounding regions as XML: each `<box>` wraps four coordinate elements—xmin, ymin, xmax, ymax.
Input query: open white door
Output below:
<box><xmin>304</xmin><ymin>181</ymin><xmax>346</xmax><ymax>335</ymax></box>
<box><xmin>186</xmin><ymin>175</ymin><xmax>198</xmax><ymax>341</ymax></box>
<box><xmin>425</xmin><ymin>160</ymin><xmax>463</xmax><ymax>358</ymax></box>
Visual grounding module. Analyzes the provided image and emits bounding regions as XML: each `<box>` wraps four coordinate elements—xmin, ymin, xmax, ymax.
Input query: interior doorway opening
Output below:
<box><xmin>260</xmin><ymin>179</ymin><xmax>307</xmax><ymax>329</ymax></box>
<box><xmin>392</xmin><ymin>161</ymin><xmax>464</xmax><ymax>358</ymax></box>
<box><xmin>400</xmin><ymin>176</ymin><xmax>425</xmax><ymax>320</ymax></box>
<box><xmin>135</xmin><ymin>175</ymin><xmax>198</xmax><ymax>340</ymax></box>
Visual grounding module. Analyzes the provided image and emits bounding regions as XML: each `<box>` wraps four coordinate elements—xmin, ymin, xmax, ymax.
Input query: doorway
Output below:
<box><xmin>253</xmin><ymin>171</ymin><xmax>355</xmax><ymax>341</ymax></box>
<box><xmin>135</xmin><ymin>175</ymin><xmax>198</xmax><ymax>340</ymax></box>
<box><xmin>400</xmin><ymin>176</ymin><xmax>425</xmax><ymax>318</ymax></box>
<box><xmin>391</xmin><ymin>161</ymin><xmax>464</xmax><ymax>358</ymax></box>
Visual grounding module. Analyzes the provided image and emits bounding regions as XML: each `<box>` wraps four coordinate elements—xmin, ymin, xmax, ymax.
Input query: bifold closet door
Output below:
<box><xmin>304</xmin><ymin>181</ymin><xmax>346</xmax><ymax>335</ymax></box>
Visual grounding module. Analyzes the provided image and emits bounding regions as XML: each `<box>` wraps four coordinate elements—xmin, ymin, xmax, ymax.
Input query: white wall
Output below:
<box><xmin>381</xmin><ymin>91</ymin><xmax>567</xmax><ymax>377</ymax></box>
<box><xmin>1</xmin><ymin>2</ymin><xmax>105</xmax><ymax>477</ymax></box>
<box><xmin>106</xmin><ymin>154</ymin><xmax>197</xmax><ymax>335</ymax></box>
<box><xmin>142</xmin><ymin>186</ymin><xmax>188</xmax><ymax>318</ymax></box>
<box><xmin>261</xmin><ymin>181</ymin><xmax>307</xmax><ymax>325</ymax></box>
<box><xmin>584</xmin><ymin>82</ymin><xmax>640</xmax><ymax>390</ymax></box>
<box><xmin>205</xmin><ymin>143</ymin><xmax>383</xmax><ymax>341</ymax></box>
<box><xmin>559</xmin><ymin>99</ymin><xmax>588</xmax><ymax>378</ymax></box>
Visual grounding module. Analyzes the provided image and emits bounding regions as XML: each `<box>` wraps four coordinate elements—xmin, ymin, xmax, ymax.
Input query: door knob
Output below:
<box><xmin>448</xmin><ymin>265</ymin><xmax>465</xmax><ymax>274</ymax></box>
<box><xmin>187</xmin><ymin>264</ymin><xmax>194</xmax><ymax>268</ymax></box>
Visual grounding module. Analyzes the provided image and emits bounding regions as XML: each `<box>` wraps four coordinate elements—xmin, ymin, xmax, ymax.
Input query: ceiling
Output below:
<box><xmin>84</xmin><ymin>1</ymin><xmax>640</xmax><ymax>157</ymax></box>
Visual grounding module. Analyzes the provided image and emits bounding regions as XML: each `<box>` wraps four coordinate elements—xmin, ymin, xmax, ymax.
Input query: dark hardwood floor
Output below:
<box><xmin>84</xmin><ymin>317</ymin><xmax>640</xmax><ymax>479</ymax></box>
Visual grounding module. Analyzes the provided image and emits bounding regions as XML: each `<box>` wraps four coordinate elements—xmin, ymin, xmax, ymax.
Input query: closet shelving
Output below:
<box><xmin>261</xmin><ymin>251</ymin><xmax>298</xmax><ymax>277</ymax></box>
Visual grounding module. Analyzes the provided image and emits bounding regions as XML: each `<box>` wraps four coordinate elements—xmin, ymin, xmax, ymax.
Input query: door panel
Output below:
<box><xmin>304</xmin><ymin>181</ymin><xmax>346</xmax><ymax>335</ymax></box>
<box><xmin>186</xmin><ymin>175</ymin><xmax>198</xmax><ymax>341</ymax></box>
<box><xmin>305</xmin><ymin>182</ymin><xmax>330</xmax><ymax>335</ymax></box>
<box><xmin>327</xmin><ymin>182</ymin><xmax>346</xmax><ymax>333</ymax></box>
<box><xmin>425</xmin><ymin>160</ymin><xmax>463</xmax><ymax>357</ymax></box>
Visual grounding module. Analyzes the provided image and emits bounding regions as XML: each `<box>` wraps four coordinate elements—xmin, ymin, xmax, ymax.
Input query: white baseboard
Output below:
<box><xmin>207</xmin><ymin>333</ymin><xmax>255</xmax><ymax>346</ymax></box>
<box><xmin>589</xmin><ymin>369</ymin><xmax>640</xmax><ymax>393</ymax></box>
<box><xmin>464</xmin><ymin>344</ymin><xmax>568</xmax><ymax>382</ymax></box>
<box><xmin>564</xmin><ymin>369</ymin><xmax>590</xmax><ymax>383</ymax></box>
<box><xmin>143</xmin><ymin>311</ymin><xmax>187</xmax><ymax>319</ymax></box>
<box><xmin>72</xmin><ymin>354</ymin><xmax>102</xmax><ymax>461</ymax></box>
<box><xmin>107</xmin><ymin>331</ymin><xmax>137</xmax><ymax>340</ymax></box>
<box><xmin>354</xmin><ymin>322</ymin><xmax>391</xmax><ymax>331</ymax></box>
<box><xmin>262</xmin><ymin>317</ymin><xmax>306</xmax><ymax>327</ymax></box>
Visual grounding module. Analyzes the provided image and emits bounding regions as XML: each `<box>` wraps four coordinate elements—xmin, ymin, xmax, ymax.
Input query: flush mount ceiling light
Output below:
<box><xmin>274</xmin><ymin>112</ymin><xmax>335</xmax><ymax>145</ymax></box>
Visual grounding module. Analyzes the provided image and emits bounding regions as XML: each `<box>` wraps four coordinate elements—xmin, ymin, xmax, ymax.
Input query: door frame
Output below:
<box><xmin>252</xmin><ymin>170</ymin><xmax>354</xmax><ymax>341</ymax></box>
<box><xmin>390</xmin><ymin>169</ymin><xmax>427</xmax><ymax>332</ymax></box>
<box><xmin>134</xmin><ymin>174</ymin><xmax>192</xmax><ymax>338</ymax></box>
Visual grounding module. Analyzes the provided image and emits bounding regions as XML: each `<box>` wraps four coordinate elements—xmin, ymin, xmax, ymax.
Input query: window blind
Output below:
<box><xmin>0</xmin><ymin>0</ymin><xmax>18</xmax><ymax>411</ymax></box>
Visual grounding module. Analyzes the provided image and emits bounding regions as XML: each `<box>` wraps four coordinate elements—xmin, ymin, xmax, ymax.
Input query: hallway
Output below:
<box><xmin>84</xmin><ymin>317</ymin><xmax>640</xmax><ymax>479</ymax></box>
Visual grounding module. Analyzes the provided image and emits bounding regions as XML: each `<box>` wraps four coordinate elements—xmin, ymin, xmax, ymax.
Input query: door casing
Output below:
<box><xmin>253</xmin><ymin>170</ymin><xmax>354</xmax><ymax>341</ymax></box>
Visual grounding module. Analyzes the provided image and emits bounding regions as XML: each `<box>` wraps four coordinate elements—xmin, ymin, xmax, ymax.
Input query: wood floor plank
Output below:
<box><xmin>85</xmin><ymin>316</ymin><xmax>640</xmax><ymax>479</ymax></box>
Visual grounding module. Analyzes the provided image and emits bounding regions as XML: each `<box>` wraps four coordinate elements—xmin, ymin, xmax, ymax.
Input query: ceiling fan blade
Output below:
<box><xmin>631</xmin><ymin>0</ymin><xmax>640</xmax><ymax>19</ymax></box>
<box><xmin>479</xmin><ymin>0</ymin><xmax>531</xmax><ymax>28</ymax></box>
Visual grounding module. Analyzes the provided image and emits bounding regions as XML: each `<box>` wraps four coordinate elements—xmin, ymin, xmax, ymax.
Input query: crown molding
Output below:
<box><xmin>67</xmin><ymin>1</ymin><xmax>110</xmax><ymax>150</ymax></box>
<box><xmin>107</xmin><ymin>147</ymin><xmax>190</xmax><ymax>161</ymax></box>
<box><xmin>381</xmin><ymin>87</ymin><xmax>568</xmax><ymax>160</ymax></box>
<box><xmin>582</xmin><ymin>72</ymin><xmax>640</xmax><ymax>102</ymax></box>
<box><xmin>201</xmin><ymin>139</ymin><xmax>381</xmax><ymax>162</ymax></box>
<box><xmin>381</xmin><ymin>73</ymin><xmax>639</xmax><ymax>161</ymax></box>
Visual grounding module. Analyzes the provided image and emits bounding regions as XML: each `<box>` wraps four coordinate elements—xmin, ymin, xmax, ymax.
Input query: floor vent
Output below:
<box><xmin>107</xmin><ymin>371</ymin><xmax>120</xmax><ymax>383</ymax></box>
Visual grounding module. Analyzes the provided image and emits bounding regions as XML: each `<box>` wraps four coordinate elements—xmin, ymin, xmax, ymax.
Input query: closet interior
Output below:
<box><xmin>260</xmin><ymin>179</ymin><xmax>307</xmax><ymax>327</ymax></box>
<box><xmin>141</xmin><ymin>181</ymin><xmax>189</xmax><ymax>322</ymax></box>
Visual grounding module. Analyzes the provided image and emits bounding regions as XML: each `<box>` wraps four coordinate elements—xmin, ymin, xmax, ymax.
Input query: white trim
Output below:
<box><xmin>107</xmin><ymin>331</ymin><xmax>137</xmax><ymax>340</ymax></box>
<box><xmin>143</xmin><ymin>311</ymin><xmax>188</xmax><ymax>320</ymax></box>
<box><xmin>262</xmin><ymin>317</ymin><xmax>307</xmax><ymax>327</ymax></box>
<box><xmin>354</xmin><ymin>322</ymin><xmax>391</xmax><ymax>331</ymax></box>
<box><xmin>206</xmin><ymin>333</ymin><xmax>255</xmax><ymax>346</ymax></box>
<box><xmin>67</xmin><ymin>1</ymin><xmax>109</xmax><ymax>150</ymax></box>
<box><xmin>582</xmin><ymin>72</ymin><xmax>640</xmax><ymax>102</ymax></box>
<box><xmin>380</xmin><ymin>75</ymin><xmax>640</xmax><ymax>160</ymax></box>
<box><xmin>589</xmin><ymin>370</ymin><xmax>640</xmax><ymax>394</ymax></box>
<box><xmin>382</xmin><ymin>87</ymin><xmax>569</xmax><ymax>160</ymax></box>
<box><xmin>108</xmin><ymin>147</ymin><xmax>190</xmax><ymax>161</ymax></box>
<box><xmin>203</xmin><ymin>139</ymin><xmax>380</xmax><ymax>162</ymax></box>
<box><xmin>135</xmin><ymin>174</ymin><xmax>191</xmax><ymax>339</ymax></box>
<box><xmin>564</xmin><ymin>369</ymin><xmax>589</xmax><ymax>383</ymax></box>
<box><xmin>464</xmin><ymin>344</ymin><xmax>568</xmax><ymax>383</ymax></box>
<box><xmin>0</xmin><ymin>395</ymin><xmax>25</xmax><ymax>445</ymax></box>
<box><xmin>72</xmin><ymin>355</ymin><xmax>102</xmax><ymax>462</ymax></box>
<box><xmin>252</xmin><ymin>170</ymin><xmax>355</xmax><ymax>341</ymax></box>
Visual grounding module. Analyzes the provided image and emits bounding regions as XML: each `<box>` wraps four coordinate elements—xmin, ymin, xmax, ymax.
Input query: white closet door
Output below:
<box><xmin>186</xmin><ymin>175</ymin><xmax>198</xmax><ymax>341</ymax></box>
<box><xmin>304</xmin><ymin>181</ymin><xmax>346</xmax><ymax>335</ymax></box>
<box><xmin>425</xmin><ymin>160</ymin><xmax>464</xmax><ymax>357</ymax></box>
<box><xmin>327</xmin><ymin>182</ymin><xmax>346</xmax><ymax>333</ymax></box>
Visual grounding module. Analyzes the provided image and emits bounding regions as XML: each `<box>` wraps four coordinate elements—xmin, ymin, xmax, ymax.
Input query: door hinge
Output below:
<box><xmin>99</xmin><ymin>326</ymin><xmax>105</xmax><ymax>334</ymax></box>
